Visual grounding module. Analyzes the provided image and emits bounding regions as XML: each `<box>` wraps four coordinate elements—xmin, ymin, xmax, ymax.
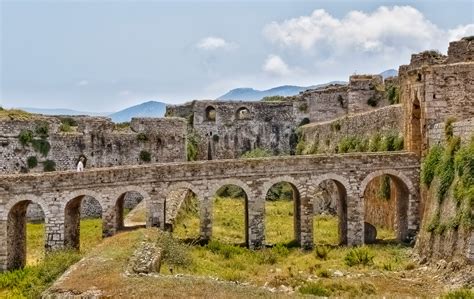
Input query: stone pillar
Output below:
<box><xmin>45</xmin><ymin>207</ymin><xmax>64</xmax><ymax>251</ymax></box>
<box><xmin>247</xmin><ymin>195</ymin><xmax>264</xmax><ymax>249</ymax></box>
<box><xmin>298</xmin><ymin>186</ymin><xmax>314</xmax><ymax>249</ymax></box>
<box><xmin>102</xmin><ymin>202</ymin><xmax>116</xmax><ymax>238</ymax></box>
<box><xmin>0</xmin><ymin>220</ymin><xmax>7</xmax><ymax>271</ymax></box>
<box><xmin>199</xmin><ymin>196</ymin><xmax>212</xmax><ymax>241</ymax></box>
<box><xmin>147</xmin><ymin>196</ymin><xmax>164</xmax><ymax>229</ymax></box>
<box><xmin>407</xmin><ymin>191</ymin><xmax>420</xmax><ymax>241</ymax></box>
<box><xmin>348</xmin><ymin>193</ymin><xmax>364</xmax><ymax>246</ymax></box>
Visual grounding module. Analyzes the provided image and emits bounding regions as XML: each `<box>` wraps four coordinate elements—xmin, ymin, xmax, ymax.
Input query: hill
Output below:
<box><xmin>108</xmin><ymin>101</ymin><xmax>167</xmax><ymax>123</ymax></box>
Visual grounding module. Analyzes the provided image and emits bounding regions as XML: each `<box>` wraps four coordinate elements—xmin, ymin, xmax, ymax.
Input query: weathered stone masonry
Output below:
<box><xmin>0</xmin><ymin>152</ymin><xmax>420</xmax><ymax>271</ymax></box>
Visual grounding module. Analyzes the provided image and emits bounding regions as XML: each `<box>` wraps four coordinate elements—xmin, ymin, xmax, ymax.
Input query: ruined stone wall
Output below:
<box><xmin>427</xmin><ymin>118</ymin><xmax>474</xmax><ymax>147</ymax></box>
<box><xmin>300</xmin><ymin>105</ymin><xmax>404</xmax><ymax>153</ymax></box>
<box><xmin>0</xmin><ymin>116</ymin><xmax>187</xmax><ymax>174</ymax></box>
<box><xmin>400</xmin><ymin>38</ymin><xmax>474</xmax><ymax>156</ymax></box>
<box><xmin>347</xmin><ymin>74</ymin><xmax>388</xmax><ymax>114</ymax></box>
<box><xmin>167</xmin><ymin>100</ymin><xmax>309</xmax><ymax>159</ymax></box>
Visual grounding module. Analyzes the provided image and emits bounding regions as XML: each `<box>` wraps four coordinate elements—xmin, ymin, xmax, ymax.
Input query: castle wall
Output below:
<box><xmin>300</xmin><ymin>105</ymin><xmax>404</xmax><ymax>153</ymax></box>
<box><xmin>167</xmin><ymin>100</ymin><xmax>309</xmax><ymax>159</ymax></box>
<box><xmin>0</xmin><ymin>116</ymin><xmax>187</xmax><ymax>174</ymax></box>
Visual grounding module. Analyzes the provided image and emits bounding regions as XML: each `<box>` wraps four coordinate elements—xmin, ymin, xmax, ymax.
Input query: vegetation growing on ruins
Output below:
<box><xmin>32</xmin><ymin>139</ymin><xmax>51</xmax><ymax>157</ymax></box>
<box><xmin>27</xmin><ymin>156</ymin><xmax>38</xmax><ymax>169</ymax></box>
<box><xmin>423</xmin><ymin>131</ymin><xmax>474</xmax><ymax>234</ymax></box>
<box><xmin>240</xmin><ymin>148</ymin><xmax>272</xmax><ymax>158</ymax></box>
<box><xmin>114</xmin><ymin>122</ymin><xmax>130</xmax><ymax>131</ymax></box>
<box><xmin>336</xmin><ymin>132</ymin><xmax>403</xmax><ymax>154</ymax></box>
<box><xmin>18</xmin><ymin>130</ymin><xmax>34</xmax><ymax>146</ymax></box>
<box><xmin>186</xmin><ymin>131</ymin><xmax>200</xmax><ymax>161</ymax></box>
<box><xmin>261</xmin><ymin>95</ymin><xmax>285</xmax><ymax>102</ymax></box>
<box><xmin>59</xmin><ymin>118</ymin><xmax>78</xmax><ymax>133</ymax></box>
<box><xmin>386</xmin><ymin>85</ymin><xmax>400</xmax><ymax>105</ymax></box>
<box><xmin>42</xmin><ymin>160</ymin><xmax>56</xmax><ymax>172</ymax></box>
<box><xmin>0</xmin><ymin>108</ymin><xmax>32</xmax><ymax>120</ymax></box>
<box><xmin>139</xmin><ymin>150</ymin><xmax>151</xmax><ymax>162</ymax></box>
<box><xmin>136</xmin><ymin>132</ymin><xmax>148</xmax><ymax>142</ymax></box>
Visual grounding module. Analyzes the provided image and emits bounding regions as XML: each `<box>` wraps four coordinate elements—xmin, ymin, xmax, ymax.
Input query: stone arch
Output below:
<box><xmin>63</xmin><ymin>190</ymin><xmax>104</xmax><ymax>249</ymax></box>
<box><xmin>2</xmin><ymin>194</ymin><xmax>49</xmax><ymax>221</ymax></box>
<box><xmin>164</xmin><ymin>182</ymin><xmax>202</xmax><ymax>232</ymax></box>
<box><xmin>112</xmin><ymin>186</ymin><xmax>151</xmax><ymax>231</ymax></box>
<box><xmin>205</xmin><ymin>105</ymin><xmax>216</xmax><ymax>122</ymax></box>
<box><xmin>5</xmin><ymin>195</ymin><xmax>47</xmax><ymax>270</ymax></box>
<box><xmin>209</xmin><ymin>178</ymin><xmax>253</xmax><ymax>199</ymax></box>
<box><xmin>311</xmin><ymin>173</ymin><xmax>351</xmax><ymax>245</ymax></box>
<box><xmin>262</xmin><ymin>175</ymin><xmax>304</xmax><ymax>245</ymax></box>
<box><xmin>235</xmin><ymin>107</ymin><xmax>251</xmax><ymax>120</ymax></box>
<box><xmin>360</xmin><ymin>169</ymin><xmax>415</xmax><ymax>242</ymax></box>
<box><xmin>209</xmin><ymin>178</ymin><xmax>251</xmax><ymax>246</ymax></box>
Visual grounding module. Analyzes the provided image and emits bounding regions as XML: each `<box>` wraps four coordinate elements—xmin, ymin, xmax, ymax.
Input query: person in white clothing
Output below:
<box><xmin>77</xmin><ymin>157</ymin><xmax>85</xmax><ymax>172</ymax></box>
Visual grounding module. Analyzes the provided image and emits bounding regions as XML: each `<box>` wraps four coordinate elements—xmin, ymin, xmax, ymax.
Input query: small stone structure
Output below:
<box><xmin>0</xmin><ymin>152</ymin><xmax>420</xmax><ymax>271</ymax></box>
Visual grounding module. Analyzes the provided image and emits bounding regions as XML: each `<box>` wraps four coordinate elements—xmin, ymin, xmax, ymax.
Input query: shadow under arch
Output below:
<box><xmin>360</xmin><ymin>170</ymin><xmax>414</xmax><ymax>243</ymax></box>
<box><xmin>311</xmin><ymin>174</ymin><xmax>351</xmax><ymax>245</ymax></box>
<box><xmin>64</xmin><ymin>190</ymin><xmax>104</xmax><ymax>250</ymax></box>
<box><xmin>5</xmin><ymin>195</ymin><xmax>48</xmax><ymax>270</ymax></box>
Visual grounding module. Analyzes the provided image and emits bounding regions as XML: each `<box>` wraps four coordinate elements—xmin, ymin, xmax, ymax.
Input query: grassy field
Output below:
<box><xmin>0</xmin><ymin>218</ymin><xmax>103</xmax><ymax>298</ymax></box>
<box><xmin>1</xmin><ymin>198</ymin><xmax>465</xmax><ymax>298</ymax></box>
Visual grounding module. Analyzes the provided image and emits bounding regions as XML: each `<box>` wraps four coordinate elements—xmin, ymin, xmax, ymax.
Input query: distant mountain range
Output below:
<box><xmin>108</xmin><ymin>101</ymin><xmax>167</xmax><ymax>123</ymax></box>
<box><xmin>217</xmin><ymin>82</ymin><xmax>346</xmax><ymax>101</ymax></box>
<box><xmin>17</xmin><ymin>69</ymin><xmax>398</xmax><ymax>122</ymax></box>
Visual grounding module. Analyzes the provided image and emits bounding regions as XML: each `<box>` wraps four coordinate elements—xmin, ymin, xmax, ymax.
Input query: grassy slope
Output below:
<box><xmin>46</xmin><ymin>198</ymin><xmax>448</xmax><ymax>298</ymax></box>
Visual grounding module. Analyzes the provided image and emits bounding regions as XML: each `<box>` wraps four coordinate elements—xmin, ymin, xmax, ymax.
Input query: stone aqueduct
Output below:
<box><xmin>0</xmin><ymin>152</ymin><xmax>420</xmax><ymax>271</ymax></box>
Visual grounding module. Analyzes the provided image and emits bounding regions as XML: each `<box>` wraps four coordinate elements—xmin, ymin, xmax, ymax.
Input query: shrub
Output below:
<box><xmin>241</xmin><ymin>148</ymin><xmax>272</xmax><ymax>159</ymax></box>
<box><xmin>386</xmin><ymin>85</ymin><xmax>400</xmax><ymax>104</ymax></box>
<box><xmin>27</xmin><ymin>156</ymin><xmax>38</xmax><ymax>169</ymax></box>
<box><xmin>115</xmin><ymin>122</ymin><xmax>130</xmax><ymax>130</ymax></box>
<box><xmin>257</xmin><ymin>249</ymin><xmax>278</xmax><ymax>265</ymax></box>
<box><xmin>43</xmin><ymin>160</ymin><xmax>56</xmax><ymax>172</ymax></box>
<box><xmin>261</xmin><ymin>95</ymin><xmax>285</xmax><ymax>102</ymax></box>
<box><xmin>442</xmin><ymin>288</ymin><xmax>474</xmax><ymax>299</ymax></box>
<box><xmin>272</xmin><ymin>243</ymin><xmax>290</xmax><ymax>257</ymax></box>
<box><xmin>59</xmin><ymin>123</ymin><xmax>72</xmax><ymax>132</ymax></box>
<box><xmin>436</xmin><ymin>137</ymin><xmax>460</xmax><ymax>203</ymax></box>
<box><xmin>34</xmin><ymin>122</ymin><xmax>49</xmax><ymax>137</ymax></box>
<box><xmin>344</xmin><ymin>247</ymin><xmax>374</xmax><ymax>267</ymax></box>
<box><xmin>212</xmin><ymin>134</ymin><xmax>219</xmax><ymax>142</ymax></box>
<box><xmin>139</xmin><ymin>150</ymin><xmax>151</xmax><ymax>162</ymax></box>
<box><xmin>298</xmin><ymin>117</ymin><xmax>310</xmax><ymax>127</ymax></box>
<box><xmin>187</xmin><ymin>132</ymin><xmax>199</xmax><ymax>161</ymax></box>
<box><xmin>317</xmin><ymin>268</ymin><xmax>331</xmax><ymax>278</ymax></box>
<box><xmin>19</xmin><ymin>130</ymin><xmax>34</xmax><ymax>146</ymax></box>
<box><xmin>427</xmin><ymin>211</ymin><xmax>440</xmax><ymax>232</ymax></box>
<box><xmin>315</xmin><ymin>245</ymin><xmax>329</xmax><ymax>260</ymax></box>
<box><xmin>444</xmin><ymin>117</ymin><xmax>456</xmax><ymax>140</ymax></box>
<box><xmin>299</xmin><ymin>282</ymin><xmax>331</xmax><ymax>296</ymax></box>
<box><xmin>206</xmin><ymin>240</ymin><xmax>245</xmax><ymax>259</ymax></box>
<box><xmin>298</xmin><ymin>102</ymin><xmax>308</xmax><ymax>112</ymax></box>
<box><xmin>157</xmin><ymin>233</ymin><xmax>192</xmax><ymax>268</ymax></box>
<box><xmin>136</xmin><ymin>133</ymin><xmax>148</xmax><ymax>142</ymax></box>
<box><xmin>337</xmin><ymin>95</ymin><xmax>345</xmax><ymax>107</ymax></box>
<box><xmin>32</xmin><ymin>139</ymin><xmax>51</xmax><ymax>157</ymax></box>
<box><xmin>59</xmin><ymin>117</ymin><xmax>77</xmax><ymax>127</ymax></box>
<box><xmin>421</xmin><ymin>145</ymin><xmax>443</xmax><ymax>187</ymax></box>
<box><xmin>369</xmin><ymin>133</ymin><xmax>382</xmax><ymax>152</ymax></box>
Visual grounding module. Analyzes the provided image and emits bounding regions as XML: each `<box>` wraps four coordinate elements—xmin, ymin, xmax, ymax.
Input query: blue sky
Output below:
<box><xmin>1</xmin><ymin>0</ymin><xmax>473</xmax><ymax>112</ymax></box>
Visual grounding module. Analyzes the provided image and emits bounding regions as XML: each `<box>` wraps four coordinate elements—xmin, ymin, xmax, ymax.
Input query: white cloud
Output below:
<box><xmin>448</xmin><ymin>24</ymin><xmax>474</xmax><ymax>42</ymax></box>
<box><xmin>262</xmin><ymin>54</ymin><xmax>291</xmax><ymax>76</ymax></box>
<box><xmin>76</xmin><ymin>80</ymin><xmax>89</xmax><ymax>86</ymax></box>
<box><xmin>196</xmin><ymin>36</ymin><xmax>234</xmax><ymax>50</ymax></box>
<box><xmin>263</xmin><ymin>6</ymin><xmax>472</xmax><ymax>56</ymax></box>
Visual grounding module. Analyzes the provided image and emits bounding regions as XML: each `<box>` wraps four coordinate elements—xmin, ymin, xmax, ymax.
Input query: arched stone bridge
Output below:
<box><xmin>0</xmin><ymin>152</ymin><xmax>420</xmax><ymax>271</ymax></box>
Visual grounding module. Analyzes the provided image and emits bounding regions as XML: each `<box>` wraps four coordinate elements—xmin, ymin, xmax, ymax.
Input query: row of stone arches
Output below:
<box><xmin>5</xmin><ymin>188</ymin><xmax>149</xmax><ymax>270</ymax></box>
<box><xmin>3</xmin><ymin>169</ymin><xmax>417</xmax><ymax>270</ymax></box>
<box><xmin>165</xmin><ymin>170</ymin><xmax>416</xmax><ymax>249</ymax></box>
